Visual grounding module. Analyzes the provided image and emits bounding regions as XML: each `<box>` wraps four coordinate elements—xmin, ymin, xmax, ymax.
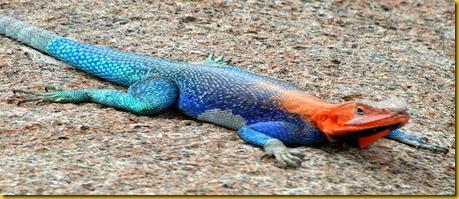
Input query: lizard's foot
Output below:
<box><xmin>398</xmin><ymin>136</ymin><xmax>448</xmax><ymax>154</ymax></box>
<box><xmin>263</xmin><ymin>139</ymin><xmax>305</xmax><ymax>168</ymax></box>
<box><xmin>206</xmin><ymin>52</ymin><xmax>231</xmax><ymax>65</ymax></box>
<box><xmin>387</xmin><ymin>129</ymin><xmax>448</xmax><ymax>154</ymax></box>
<box><xmin>13</xmin><ymin>85</ymin><xmax>71</xmax><ymax>105</ymax></box>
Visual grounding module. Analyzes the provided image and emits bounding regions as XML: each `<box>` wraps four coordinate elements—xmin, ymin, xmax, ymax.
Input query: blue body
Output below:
<box><xmin>47</xmin><ymin>37</ymin><xmax>327</xmax><ymax>146</ymax></box>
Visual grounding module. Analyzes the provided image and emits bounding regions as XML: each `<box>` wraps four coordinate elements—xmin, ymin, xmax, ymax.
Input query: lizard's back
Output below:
<box><xmin>169</xmin><ymin>65</ymin><xmax>317</xmax><ymax>129</ymax></box>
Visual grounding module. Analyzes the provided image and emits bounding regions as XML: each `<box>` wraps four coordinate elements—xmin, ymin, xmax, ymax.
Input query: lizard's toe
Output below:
<box><xmin>274</xmin><ymin>155</ymin><xmax>288</xmax><ymax>168</ymax></box>
<box><xmin>288</xmin><ymin>148</ymin><xmax>305</xmax><ymax>159</ymax></box>
<box><xmin>284</xmin><ymin>153</ymin><xmax>303</xmax><ymax>166</ymax></box>
<box><xmin>13</xmin><ymin>89</ymin><xmax>43</xmax><ymax>96</ymax></box>
<box><xmin>13</xmin><ymin>89</ymin><xmax>46</xmax><ymax>105</ymax></box>
<box><xmin>207</xmin><ymin>52</ymin><xmax>215</xmax><ymax>62</ymax></box>
<box><xmin>418</xmin><ymin>142</ymin><xmax>448</xmax><ymax>154</ymax></box>
<box><xmin>215</xmin><ymin>53</ymin><xmax>224</xmax><ymax>62</ymax></box>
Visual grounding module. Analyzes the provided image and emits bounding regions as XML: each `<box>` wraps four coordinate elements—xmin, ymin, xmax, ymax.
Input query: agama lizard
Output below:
<box><xmin>0</xmin><ymin>15</ymin><xmax>447</xmax><ymax>168</ymax></box>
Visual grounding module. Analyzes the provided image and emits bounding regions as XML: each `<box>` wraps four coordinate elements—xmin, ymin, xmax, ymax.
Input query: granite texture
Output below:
<box><xmin>0</xmin><ymin>0</ymin><xmax>455</xmax><ymax>195</ymax></box>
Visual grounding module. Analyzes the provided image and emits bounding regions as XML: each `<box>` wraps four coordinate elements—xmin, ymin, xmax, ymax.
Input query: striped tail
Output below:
<box><xmin>0</xmin><ymin>15</ymin><xmax>60</xmax><ymax>53</ymax></box>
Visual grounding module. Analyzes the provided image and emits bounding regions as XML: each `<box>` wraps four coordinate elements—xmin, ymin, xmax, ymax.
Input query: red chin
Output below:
<box><xmin>357</xmin><ymin>129</ymin><xmax>391</xmax><ymax>148</ymax></box>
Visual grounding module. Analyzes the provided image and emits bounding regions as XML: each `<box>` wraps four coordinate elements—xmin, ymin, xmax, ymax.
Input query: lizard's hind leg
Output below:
<box><xmin>13</xmin><ymin>77</ymin><xmax>178</xmax><ymax>116</ymax></box>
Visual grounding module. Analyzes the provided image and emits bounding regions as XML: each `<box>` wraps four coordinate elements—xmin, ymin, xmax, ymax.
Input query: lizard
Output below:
<box><xmin>0</xmin><ymin>15</ymin><xmax>447</xmax><ymax>168</ymax></box>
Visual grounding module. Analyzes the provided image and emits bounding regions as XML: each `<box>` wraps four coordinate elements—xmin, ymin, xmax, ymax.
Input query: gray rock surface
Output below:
<box><xmin>0</xmin><ymin>0</ymin><xmax>455</xmax><ymax>195</ymax></box>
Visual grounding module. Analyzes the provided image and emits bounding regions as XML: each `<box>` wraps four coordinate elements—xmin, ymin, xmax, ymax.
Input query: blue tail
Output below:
<box><xmin>0</xmin><ymin>15</ymin><xmax>168</xmax><ymax>86</ymax></box>
<box><xmin>46</xmin><ymin>38</ymin><xmax>156</xmax><ymax>86</ymax></box>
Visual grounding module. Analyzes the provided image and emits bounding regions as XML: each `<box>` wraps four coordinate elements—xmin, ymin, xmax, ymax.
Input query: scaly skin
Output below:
<box><xmin>1</xmin><ymin>15</ymin><xmax>447</xmax><ymax>168</ymax></box>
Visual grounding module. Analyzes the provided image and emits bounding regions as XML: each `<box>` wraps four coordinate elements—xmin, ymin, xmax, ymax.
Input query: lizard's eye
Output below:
<box><xmin>355</xmin><ymin>107</ymin><xmax>365</xmax><ymax>115</ymax></box>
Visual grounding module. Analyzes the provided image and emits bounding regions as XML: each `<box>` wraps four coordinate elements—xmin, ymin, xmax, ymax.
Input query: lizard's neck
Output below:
<box><xmin>275</xmin><ymin>91</ymin><xmax>338</xmax><ymax>122</ymax></box>
<box><xmin>257</xmin><ymin>81</ymin><xmax>338</xmax><ymax>122</ymax></box>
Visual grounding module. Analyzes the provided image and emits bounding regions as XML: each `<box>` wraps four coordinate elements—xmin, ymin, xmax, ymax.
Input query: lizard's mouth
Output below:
<box><xmin>339</xmin><ymin>123</ymin><xmax>404</xmax><ymax>148</ymax></box>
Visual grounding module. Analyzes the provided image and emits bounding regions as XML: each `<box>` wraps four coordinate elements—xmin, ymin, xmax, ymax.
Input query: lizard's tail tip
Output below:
<box><xmin>0</xmin><ymin>15</ymin><xmax>59</xmax><ymax>53</ymax></box>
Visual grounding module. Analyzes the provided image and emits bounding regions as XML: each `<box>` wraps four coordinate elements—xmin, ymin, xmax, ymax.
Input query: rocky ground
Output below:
<box><xmin>0</xmin><ymin>0</ymin><xmax>455</xmax><ymax>195</ymax></box>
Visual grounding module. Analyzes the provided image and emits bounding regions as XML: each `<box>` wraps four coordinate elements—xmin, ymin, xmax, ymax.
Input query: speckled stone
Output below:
<box><xmin>0</xmin><ymin>0</ymin><xmax>455</xmax><ymax>195</ymax></box>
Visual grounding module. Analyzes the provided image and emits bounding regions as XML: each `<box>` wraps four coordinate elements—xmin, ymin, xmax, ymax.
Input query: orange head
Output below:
<box><xmin>311</xmin><ymin>97</ymin><xmax>410</xmax><ymax>148</ymax></box>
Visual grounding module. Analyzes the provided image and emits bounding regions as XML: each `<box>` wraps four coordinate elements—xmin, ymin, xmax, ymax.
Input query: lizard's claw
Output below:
<box><xmin>263</xmin><ymin>139</ymin><xmax>305</xmax><ymax>168</ymax></box>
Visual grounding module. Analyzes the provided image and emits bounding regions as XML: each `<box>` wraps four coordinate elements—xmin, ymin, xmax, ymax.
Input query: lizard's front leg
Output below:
<box><xmin>14</xmin><ymin>77</ymin><xmax>178</xmax><ymax>115</ymax></box>
<box><xmin>385</xmin><ymin>129</ymin><xmax>448</xmax><ymax>153</ymax></box>
<box><xmin>238</xmin><ymin>121</ymin><xmax>326</xmax><ymax>168</ymax></box>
